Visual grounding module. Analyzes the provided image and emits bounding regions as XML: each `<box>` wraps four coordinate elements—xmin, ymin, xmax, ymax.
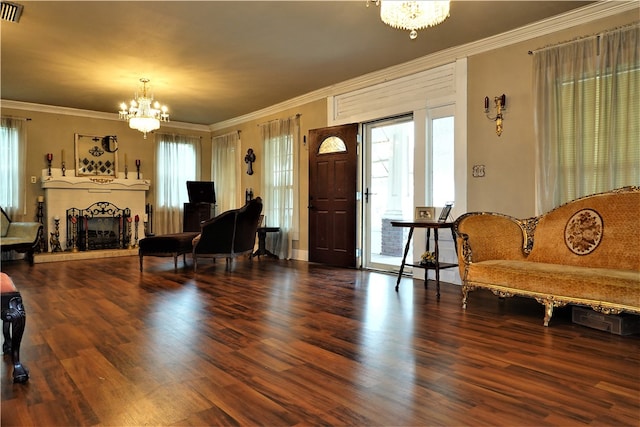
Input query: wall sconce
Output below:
<box><xmin>484</xmin><ymin>94</ymin><xmax>506</xmax><ymax>136</ymax></box>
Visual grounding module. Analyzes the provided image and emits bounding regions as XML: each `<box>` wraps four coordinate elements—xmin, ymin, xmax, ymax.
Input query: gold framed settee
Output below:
<box><xmin>453</xmin><ymin>187</ymin><xmax>640</xmax><ymax>326</ymax></box>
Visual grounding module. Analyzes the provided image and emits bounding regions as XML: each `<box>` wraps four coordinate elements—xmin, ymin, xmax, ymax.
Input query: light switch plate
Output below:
<box><xmin>472</xmin><ymin>165</ymin><xmax>485</xmax><ymax>177</ymax></box>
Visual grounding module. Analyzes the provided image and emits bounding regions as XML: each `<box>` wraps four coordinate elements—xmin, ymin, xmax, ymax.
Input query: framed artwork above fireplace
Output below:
<box><xmin>75</xmin><ymin>133</ymin><xmax>118</xmax><ymax>177</ymax></box>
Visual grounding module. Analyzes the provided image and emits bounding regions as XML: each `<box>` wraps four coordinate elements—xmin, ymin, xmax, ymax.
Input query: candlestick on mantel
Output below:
<box><xmin>46</xmin><ymin>153</ymin><xmax>53</xmax><ymax>176</ymax></box>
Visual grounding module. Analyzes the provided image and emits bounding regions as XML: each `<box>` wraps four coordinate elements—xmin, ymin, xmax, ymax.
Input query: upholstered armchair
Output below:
<box><xmin>192</xmin><ymin>197</ymin><xmax>263</xmax><ymax>271</ymax></box>
<box><xmin>1</xmin><ymin>208</ymin><xmax>42</xmax><ymax>265</ymax></box>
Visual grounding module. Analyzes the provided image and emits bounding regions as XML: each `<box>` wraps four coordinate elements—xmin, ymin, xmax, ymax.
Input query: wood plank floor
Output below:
<box><xmin>1</xmin><ymin>255</ymin><xmax>639</xmax><ymax>426</ymax></box>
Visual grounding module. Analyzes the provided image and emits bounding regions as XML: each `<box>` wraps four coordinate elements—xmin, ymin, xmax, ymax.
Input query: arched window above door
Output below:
<box><xmin>318</xmin><ymin>136</ymin><xmax>347</xmax><ymax>154</ymax></box>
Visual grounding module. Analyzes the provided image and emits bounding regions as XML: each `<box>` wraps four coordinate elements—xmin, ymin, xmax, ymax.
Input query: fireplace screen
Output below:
<box><xmin>66</xmin><ymin>202</ymin><xmax>131</xmax><ymax>250</ymax></box>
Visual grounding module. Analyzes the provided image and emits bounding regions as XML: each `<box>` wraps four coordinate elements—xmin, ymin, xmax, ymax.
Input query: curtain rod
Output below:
<box><xmin>528</xmin><ymin>22</ymin><xmax>638</xmax><ymax>55</ymax></box>
<box><xmin>212</xmin><ymin>130</ymin><xmax>240</xmax><ymax>139</ymax></box>
<box><xmin>156</xmin><ymin>132</ymin><xmax>202</xmax><ymax>139</ymax></box>
<box><xmin>1</xmin><ymin>115</ymin><xmax>31</xmax><ymax>121</ymax></box>
<box><xmin>257</xmin><ymin>113</ymin><xmax>301</xmax><ymax>127</ymax></box>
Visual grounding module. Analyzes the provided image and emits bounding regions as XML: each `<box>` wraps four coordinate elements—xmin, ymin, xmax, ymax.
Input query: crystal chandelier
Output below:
<box><xmin>118</xmin><ymin>78</ymin><xmax>169</xmax><ymax>139</ymax></box>
<box><xmin>369</xmin><ymin>1</ymin><xmax>450</xmax><ymax>40</ymax></box>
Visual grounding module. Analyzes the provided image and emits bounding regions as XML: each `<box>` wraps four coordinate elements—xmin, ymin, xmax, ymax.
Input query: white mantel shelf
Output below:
<box><xmin>41</xmin><ymin>174</ymin><xmax>150</xmax><ymax>191</ymax></box>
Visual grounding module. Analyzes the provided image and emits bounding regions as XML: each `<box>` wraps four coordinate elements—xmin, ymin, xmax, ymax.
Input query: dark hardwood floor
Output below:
<box><xmin>1</xmin><ymin>255</ymin><xmax>639</xmax><ymax>426</ymax></box>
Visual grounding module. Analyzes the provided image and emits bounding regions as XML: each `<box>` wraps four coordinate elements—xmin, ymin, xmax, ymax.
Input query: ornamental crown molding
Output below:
<box><xmin>0</xmin><ymin>100</ymin><xmax>210</xmax><ymax>133</ymax></box>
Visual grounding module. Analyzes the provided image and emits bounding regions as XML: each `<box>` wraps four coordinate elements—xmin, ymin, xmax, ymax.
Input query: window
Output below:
<box><xmin>430</xmin><ymin>115</ymin><xmax>455</xmax><ymax>207</ymax></box>
<box><xmin>558</xmin><ymin>68</ymin><xmax>640</xmax><ymax>196</ymax></box>
<box><xmin>212</xmin><ymin>131</ymin><xmax>240</xmax><ymax>212</ymax></box>
<box><xmin>259</xmin><ymin>116</ymin><xmax>300</xmax><ymax>259</ymax></box>
<box><xmin>0</xmin><ymin>118</ymin><xmax>27</xmax><ymax>217</ymax></box>
<box><xmin>155</xmin><ymin>133</ymin><xmax>200</xmax><ymax>234</ymax></box>
<box><xmin>533</xmin><ymin>25</ymin><xmax>639</xmax><ymax>212</ymax></box>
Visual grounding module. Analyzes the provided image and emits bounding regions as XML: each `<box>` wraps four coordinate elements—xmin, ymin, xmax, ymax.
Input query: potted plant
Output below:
<box><xmin>420</xmin><ymin>251</ymin><xmax>436</xmax><ymax>266</ymax></box>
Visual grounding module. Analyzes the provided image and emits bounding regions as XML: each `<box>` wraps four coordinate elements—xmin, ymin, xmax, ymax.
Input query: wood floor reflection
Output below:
<box><xmin>1</xmin><ymin>256</ymin><xmax>639</xmax><ymax>426</ymax></box>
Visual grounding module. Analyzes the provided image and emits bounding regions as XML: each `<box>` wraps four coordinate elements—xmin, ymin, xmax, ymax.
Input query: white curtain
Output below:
<box><xmin>533</xmin><ymin>24</ymin><xmax>640</xmax><ymax>213</ymax></box>
<box><xmin>212</xmin><ymin>131</ymin><xmax>239</xmax><ymax>213</ymax></box>
<box><xmin>155</xmin><ymin>133</ymin><xmax>201</xmax><ymax>234</ymax></box>
<box><xmin>0</xmin><ymin>117</ymin><xmax>27</xmax><ymax>218</ymax></box>
<box><xmin>259</xmin><ymin>115</ymin><xmax>300</xmax><ymax>260</ymax></box>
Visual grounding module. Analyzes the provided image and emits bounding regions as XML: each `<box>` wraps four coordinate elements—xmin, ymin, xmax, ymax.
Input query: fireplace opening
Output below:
<box><xmin>66</xmin><ymin>202</ymin><xmax>131</xmax><ymax>250</ymax></box>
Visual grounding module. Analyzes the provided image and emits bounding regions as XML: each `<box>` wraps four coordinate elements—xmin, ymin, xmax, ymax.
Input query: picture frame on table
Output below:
<box><xmin>414</xmin><ymin>207</ymin><xmax>435</xmax><ymax>221</ymax></box>
<box><xmin>438</xmin><ymin>203</ymin><xmax>453</xmax><ymax>223</ymax></box>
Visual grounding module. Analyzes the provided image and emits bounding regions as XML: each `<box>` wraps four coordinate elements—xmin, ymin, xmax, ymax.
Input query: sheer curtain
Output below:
<box><xmin>533</xmin><ymin>24</ymin><xmax>640</xmax><ymax>213</ymax></box>
<box><xmin>212</xmin><ymin>131</ymin><xmax>239</xmax><ymax>213</ymax></box>
<box><xmin>259</xmin><ymin>115</ymin><xmax>300</xmax><ymax>260</ymax></box>
<box><xmin>0</xmin><ymin>117</ymin><xmax>27</xmax><ymax>217</ymax></box>
<box><xmin>155</xmin><ymin>133</ymin><xmax>201</xmax><ymax>234</ymax></box>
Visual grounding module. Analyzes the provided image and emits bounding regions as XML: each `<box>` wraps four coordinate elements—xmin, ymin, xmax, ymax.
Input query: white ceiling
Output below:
<box><xmin>1</xmin><ymin>1</ymin><xmax>596</xmax><ymax>126</ymax></box>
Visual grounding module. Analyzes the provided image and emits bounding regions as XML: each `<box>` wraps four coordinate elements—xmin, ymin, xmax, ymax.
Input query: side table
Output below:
<box><xmin>253</xmin><ymin>227</ymin><xmax>280</xmax><ymax>259</ymax></box>
<box><xmin>390</xmin><ymin>220</ymin><xmax>458</xmax><ymax>297</ymax></box>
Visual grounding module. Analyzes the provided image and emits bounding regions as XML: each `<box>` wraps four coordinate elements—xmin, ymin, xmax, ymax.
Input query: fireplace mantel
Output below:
<box><xmin>42</xmin><ymin>169</ymin><xmax>149</xmax><ymax>252</ymax></box>
<box><xmin>41</xmin><ymin>175</ymin><xmax>150</xmax><ymax>191</ymax></box>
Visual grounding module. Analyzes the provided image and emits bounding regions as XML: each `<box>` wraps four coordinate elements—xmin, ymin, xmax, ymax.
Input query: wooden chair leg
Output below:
<box><xmin>2</xmin><ymin>293</ymin><xmax>29</xmax><ymax>383</ymax></box>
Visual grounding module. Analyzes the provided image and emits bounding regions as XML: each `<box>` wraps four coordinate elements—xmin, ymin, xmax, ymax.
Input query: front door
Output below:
<box><xmin>308</xmin><ymin>124</ymin><xmax>358</xmax><ymax>267</ymax></box>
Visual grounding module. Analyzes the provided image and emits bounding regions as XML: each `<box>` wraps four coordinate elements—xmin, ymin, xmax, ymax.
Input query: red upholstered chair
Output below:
<box><xmin>1</xmin><ymin>272</ymin><xmax>29</xmax><ymax>383</ymax></box>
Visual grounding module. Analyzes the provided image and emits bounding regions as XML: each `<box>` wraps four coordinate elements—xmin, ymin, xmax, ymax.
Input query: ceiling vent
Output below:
<box><xmin>1</xmin><ymin>1</ymin><xmax>23</xmax><ymax>23</ymax></box>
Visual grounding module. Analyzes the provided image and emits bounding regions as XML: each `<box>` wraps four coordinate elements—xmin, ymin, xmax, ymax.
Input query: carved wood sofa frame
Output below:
<box><xmin>453</xmin><ymin>187</ymin><xmax>640</xmax><ymax>326</ymax></box>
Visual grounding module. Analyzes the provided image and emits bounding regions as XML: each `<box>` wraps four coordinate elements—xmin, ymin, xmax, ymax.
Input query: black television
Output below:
<box><xmin>187</xmin><ymin>181</ymin><xmax>216</xmax><ymax>204</ymax></box>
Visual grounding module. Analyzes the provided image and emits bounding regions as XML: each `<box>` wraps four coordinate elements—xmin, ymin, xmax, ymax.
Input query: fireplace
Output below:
<box><xmin>42</xmin><ymin>170</ymin><xmax>149</xmax><ymax>252</ymax></box>
<box><xmin>66</xmin><ymin>202</ymin><xmax>131</xmax><ymax>250</ymax></box>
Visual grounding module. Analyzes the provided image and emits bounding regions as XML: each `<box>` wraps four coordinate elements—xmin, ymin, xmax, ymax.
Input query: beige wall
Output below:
<box><xmin>3</xmin><ymin>9</ymin><xmax>635</xmax><ymax>254</ymax></box>
<box><xmin>211</xmin><ymin>98</ymin><xmax>328</xmax><ymax>254</ymax></box>
<box><xmin>466</xmin><ymin>11</ymin><xmax>637</xmax><ymax>218</ymax></box>
<box><xmin>1</xmin><ymin>107</ymin><xmax>210</xmax><ymax>223</ymax></box>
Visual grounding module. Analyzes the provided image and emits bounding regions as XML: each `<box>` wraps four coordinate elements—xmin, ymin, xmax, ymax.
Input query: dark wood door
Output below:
<box><xmin>308</xmin><ymin>124</ymin><xmax>358</xmax><ymax>267</ymax></box>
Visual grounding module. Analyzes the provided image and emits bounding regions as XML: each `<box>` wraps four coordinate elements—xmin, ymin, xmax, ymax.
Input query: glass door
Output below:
<box><xmin>363</xmin><ymin>115</ymin><xmax>414</xmax><ymax>271</ymax></box>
